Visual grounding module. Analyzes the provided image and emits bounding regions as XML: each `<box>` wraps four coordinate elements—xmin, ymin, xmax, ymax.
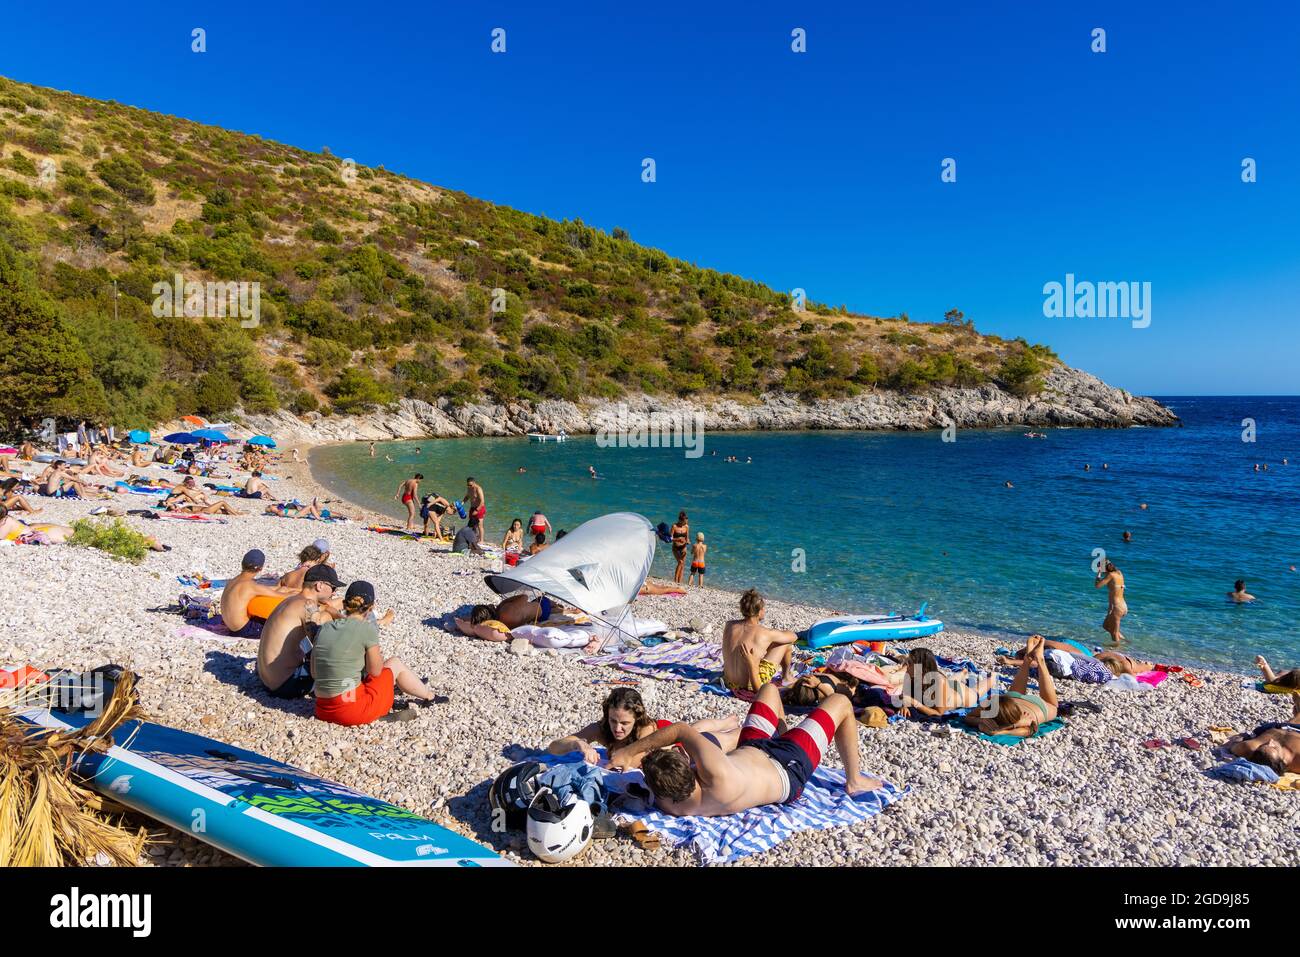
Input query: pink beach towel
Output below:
<box><xmin>1135</xmin><ymin>670</ymin><xmax>1168</xmax><ymax>687</ymax></box>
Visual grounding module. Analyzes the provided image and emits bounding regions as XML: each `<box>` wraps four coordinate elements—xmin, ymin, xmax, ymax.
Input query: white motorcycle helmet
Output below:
<box><xmin>526</xmin><ymin>789</ymin><xmax>594</xmax><ymax>864</ymax></box>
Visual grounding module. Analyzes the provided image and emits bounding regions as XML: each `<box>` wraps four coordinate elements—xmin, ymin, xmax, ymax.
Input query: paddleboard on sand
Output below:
<box><xmin>17</xmin><ymin>698</ymin><xmax>509</xmax><ymax>867</ymax></box>
<box><xmin>806</xmin><ymin>605</ymin><xmax>943</xmax><ymax>649</ymax></box>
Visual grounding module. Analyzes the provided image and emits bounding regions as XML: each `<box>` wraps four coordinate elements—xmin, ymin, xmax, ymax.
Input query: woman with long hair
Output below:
<box><xmin>897</xmin><ymin>647</ymin><xmax>997</xmax><ymax>717</ymax></box>
<box><xmin>964</xmin><ymin>635</ymin><xmax>1058</xmax><ymax>738</ymax></box>
<box><xmin>548</xmin><ymin>687</ymin><xmax>738</xmax><ymax>764</ymax></box>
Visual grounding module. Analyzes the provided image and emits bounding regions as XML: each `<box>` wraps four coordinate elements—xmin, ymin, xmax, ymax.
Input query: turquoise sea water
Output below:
<box><xmin>311</xmin><ymin>396</ymin><xmax>1300</xmax><ymax>672</ymax></box>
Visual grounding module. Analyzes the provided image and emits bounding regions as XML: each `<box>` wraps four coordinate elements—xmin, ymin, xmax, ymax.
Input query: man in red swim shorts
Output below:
<box><xmin>395</xmin><ymin>473</ymin><xmax>422</xmax><ymax>530</ymax></box>
<box><xmin>607</xmin><ymin>682</ymin><xmax>883</xmax><ymax>815</ymax></box>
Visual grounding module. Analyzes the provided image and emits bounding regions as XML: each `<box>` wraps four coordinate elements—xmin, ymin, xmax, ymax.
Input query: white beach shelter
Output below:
<box><xmin>484</xmin><ymin>512</ymin><xmax>656</xmax><ymax>646</ymax></box>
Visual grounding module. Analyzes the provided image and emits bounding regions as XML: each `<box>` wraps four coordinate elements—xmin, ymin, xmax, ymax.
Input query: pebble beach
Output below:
<box><xmin>2</xmin><ymin>443</ymin><xmax>1296</xmax><ymax>868</ymax></box>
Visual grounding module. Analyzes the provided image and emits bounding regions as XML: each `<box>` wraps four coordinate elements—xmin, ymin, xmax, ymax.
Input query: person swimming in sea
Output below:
<box><xmin>1122</xmin><ymin>531</ymin><xmax>1132</xmax><ymax>543</ymax></box>
<box><xmin>1094</xmin><ymin>560</ymin><xmax>1127</xmax><ymax>643</ymax></box>
<box><xmin>1228</xmin><ymin>580</ymin><xmax>1257</xmax><ymax>603</ymax></box>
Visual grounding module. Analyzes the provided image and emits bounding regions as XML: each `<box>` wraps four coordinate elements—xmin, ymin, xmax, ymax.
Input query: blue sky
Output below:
<box><xmin>3</xmin><ymin>1</ymin><xmax>1297</xmax><ymax>394</ymax></box>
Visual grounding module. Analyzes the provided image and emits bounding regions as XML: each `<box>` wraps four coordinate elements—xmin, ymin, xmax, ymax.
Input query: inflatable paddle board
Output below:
<box><xmin>17</xmin><ymin>704</ymin><xmax>509</xmax><ymax>867</ymax></box>
<box><xmin>806</xmin><ymin>605</ymin><xmax>943</xmax><ymax>649</ymax></box>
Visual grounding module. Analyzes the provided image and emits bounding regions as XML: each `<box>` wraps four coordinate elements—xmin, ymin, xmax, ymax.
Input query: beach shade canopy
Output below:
<box><xmin>128</xmin><ymin>429</ymin><xmax>151</xmax><ymax>444</ymax></box>
<box><xmin>181</xmin><ymin>415</ymin><xmax>207</xmax><ymax>427</ymax></box>
<box><xmin>246</xmin><ymin>435</ymin><xmax>276</xmax><ymax>448</ymax></box>
<box><xmin>192</xmin><ymin>428</ymin><xmax>231</xmax><ymax>443</ymax></box>
<box><xmin>162</xmin><ymin>432</ymin><xmax>201</xmax><ymax>445</ymax></box>
<box><xmin>484</xmin><ymin>512</ymin><xmax>656</xmax><ymax>617</ymax></box>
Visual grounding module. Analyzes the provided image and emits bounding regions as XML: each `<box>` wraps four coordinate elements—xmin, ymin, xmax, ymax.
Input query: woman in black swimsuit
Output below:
<box><xmin>670</xmin><ymin>511</ymin><xmax>690</xmax><ymax>584</ymax></box>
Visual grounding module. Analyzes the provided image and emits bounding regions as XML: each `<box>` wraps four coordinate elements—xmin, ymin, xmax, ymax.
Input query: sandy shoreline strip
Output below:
<box><xmin>1</xmin><ymin>442</ymin><xmax>1295</xmax><ymax>867</ymax></box>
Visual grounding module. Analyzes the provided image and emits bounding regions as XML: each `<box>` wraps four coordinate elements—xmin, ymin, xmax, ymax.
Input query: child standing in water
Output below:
<box><xmin>689</xmin><ymin>532</ymin><xmax>707</xmax><ymax>587</ymax></box>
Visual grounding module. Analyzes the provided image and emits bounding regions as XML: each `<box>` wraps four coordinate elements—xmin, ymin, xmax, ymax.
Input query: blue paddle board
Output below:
<box><xmin>806</xmin><ymin>612</ymin><xmax>944</xmax><ymax>649</ymax></box>
<box><xmin>19</xmin><ymin>706</ymin><xmax>510</xmax><ymax>867</ymax></box>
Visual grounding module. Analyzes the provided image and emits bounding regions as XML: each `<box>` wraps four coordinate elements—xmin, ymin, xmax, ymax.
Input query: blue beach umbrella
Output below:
<box><xmin>247</xmin><ymin>435</ymin><xmax>276</xmax><ymax>448</ymax></box>
<box><xmin>192</xmin><ymin>428</ymin><xmax>231</xmax><ymax>443</ymax></box>
<box><xmin>128</xmin><ymin>429</ymin><xmax>151</xmax><ymax>444</ymax></box>
<box><xmin>163</xmin><ymin>432</ymin><xmax>201</xmax><ymax>445</ymax></box>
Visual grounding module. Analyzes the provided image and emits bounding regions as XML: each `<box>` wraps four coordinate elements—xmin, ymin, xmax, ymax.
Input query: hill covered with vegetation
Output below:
<box><xmin>0</xmin><ymin>75</ymin><xmax>1060</xmax><ymax>431</ymax></box>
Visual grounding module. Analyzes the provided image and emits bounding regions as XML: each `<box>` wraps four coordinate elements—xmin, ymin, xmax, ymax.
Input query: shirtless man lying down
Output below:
<box><xmin>608</xmin><ymin>681</ymin><xmax>883</xmax><ymax>815</ymax></box>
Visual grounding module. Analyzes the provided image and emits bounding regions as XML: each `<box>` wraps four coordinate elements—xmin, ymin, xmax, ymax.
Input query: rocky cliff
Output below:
<box><xmin>217</xmin><ymin>365</ymin><xmax>1176</xmax><ymax>446</ymax></box>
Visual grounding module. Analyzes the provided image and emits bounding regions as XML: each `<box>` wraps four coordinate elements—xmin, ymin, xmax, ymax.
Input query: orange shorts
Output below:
<box><xmin>315</xmin><ymin>669</ymin><xmax>395</xmax><ymax>726</ymax></box>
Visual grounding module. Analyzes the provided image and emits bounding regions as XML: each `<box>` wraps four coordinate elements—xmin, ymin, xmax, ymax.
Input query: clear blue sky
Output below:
<box><xmin>4</xmin><ymin>1</ymin><xmax>1297</xmax><ymax>394</ymax></box>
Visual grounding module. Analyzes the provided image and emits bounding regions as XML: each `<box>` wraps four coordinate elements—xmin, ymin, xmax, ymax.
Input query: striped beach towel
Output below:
<box><xmin>582</xmin><ymin>640</ymin><xmax>723</xmax><ymax>685</ymax></box>
<box><xmin>616</xmin><ymin>771</ymin><xmax>909</xmax><ymax>865</ymax></box>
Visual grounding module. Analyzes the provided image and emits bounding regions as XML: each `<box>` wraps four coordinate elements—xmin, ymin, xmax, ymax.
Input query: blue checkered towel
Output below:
<box><xmin>615</xmin><ymin>770</ymin><xmax>908</xmax><ymax>865</ymax></box>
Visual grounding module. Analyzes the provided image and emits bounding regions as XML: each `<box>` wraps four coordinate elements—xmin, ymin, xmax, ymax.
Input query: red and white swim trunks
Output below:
<box><xmin>737</xmin><ymin>699</ymin><xmax>834</xmax><ymax>803</ymax></box>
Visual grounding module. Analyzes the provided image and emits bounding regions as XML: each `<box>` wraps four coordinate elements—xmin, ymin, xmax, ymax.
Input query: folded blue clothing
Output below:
<box><xmin>1207</xmin><ymin>757</ymin><xmax>1280</xmax><ymax>784</ymax></box>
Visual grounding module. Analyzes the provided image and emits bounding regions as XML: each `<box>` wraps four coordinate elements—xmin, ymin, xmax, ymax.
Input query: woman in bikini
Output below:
<box><xmin>897</xmin><ymin>647</ymin><xmax>998</xmax><ymax>717</ymax></box>
<box><xmin>964</xmin><ymin>634</ymin><xmax>1059</xmax><ymax>737</ymax></box>
<box><xmin>501</xmin><ymin>518</ymin><xmax>524</xmax><ymax>553</ymax></box>
<box><xmin>670</xmin><ymin>511</ymin><xmax>690</xmax><ymax>584</ymax></box>
<box><xmin>548</xmin><ymin>687</ymin><xmax>741</xmax><ymax>764</ymax></box>
<box><xmin>1095</xmin><ymin>560</ymin><xmax>1128</xmax><ymax>643</ymax></box>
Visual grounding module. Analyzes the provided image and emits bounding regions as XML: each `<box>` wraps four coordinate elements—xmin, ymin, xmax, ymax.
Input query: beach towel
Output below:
<box><xmin>510</xmin><ymin>623</ymin><xmax>595</xmax><ymax>650</ymax></box>
<box><xmin>616</xmin><ymin>770</ymin><xmax>908</xmax><ymax>865</ymax></box>
<box><xmin>583</xmin><ymin>640</ymin><xmax>723</xmax><ymax>686</ymax></box>
<box><xmin>1134</xmin><ymin>670</ymin><xmax>1168</xmax><ymax>687</ymax></box>
<box><xmin>1207</xmin><ymin>758</ymin><xmax>1280</xmax><ymax>784</ymax></box>
<box><xmin>953</xmin><ymin>716</ymin><xmax>1067</xmax><ymax>746</ymax></box>
<box><xmin>114</xmin><ymin>481</ymin><xmax>169</xmax><ymax>495</ymax></box>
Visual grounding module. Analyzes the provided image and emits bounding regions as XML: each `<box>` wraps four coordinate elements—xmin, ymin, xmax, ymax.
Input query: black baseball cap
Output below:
<box><xmin>242</xmin><ymin>549</ymin><xmax>266</xmax><ymax>570</ymax></box>
<box><xmin>345</xmin><ymin>580</ymin><xmax>375</xmax><ymax>605</ymax></box>
<box><xmin>304</xmin><ymin>565</ymin><xmax>343</xmax><ymax>589</ymax></box>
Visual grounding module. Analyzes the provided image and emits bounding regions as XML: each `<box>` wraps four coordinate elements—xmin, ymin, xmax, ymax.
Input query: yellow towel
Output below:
<box><xmin>1272</xmin><ymin>773</ymin><xmax>1300</xmax><ymax>791</ymax></box>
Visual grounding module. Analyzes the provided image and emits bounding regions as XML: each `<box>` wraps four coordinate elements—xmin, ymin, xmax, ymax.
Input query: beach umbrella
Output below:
<box><xmin>128</xmin><ymin>429</ymin><xmax>151</xmax><ymax>444</ymax></box>
<box><xmin>181</xmin><ymin>415</ymin><xmax>207</xmax><ymax>427</ymax></box>
<box><xmin>163</xmin><ymin>432</ymin><xmax>201</xmax><ymax>445</ymax></box>
<box><xmin>246</xmin><ymin>435</ymin><xmax>276</xmax><ymax>448</ymax></box>
<box><xmin>192</xmin><ymin>429</ymin><xmax>231</xmax><ymax>443</ymax></box>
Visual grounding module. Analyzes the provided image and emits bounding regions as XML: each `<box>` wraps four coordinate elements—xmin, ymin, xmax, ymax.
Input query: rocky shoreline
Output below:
<box><xmin>224</xmin><ymin>364</ymin><xmax>1177</xmax><ymax>447</ymax></box>
<box><xmin>4</xmin><ymin>437</ymin><xmax>1296</xmax><ymax>869</ymax></box>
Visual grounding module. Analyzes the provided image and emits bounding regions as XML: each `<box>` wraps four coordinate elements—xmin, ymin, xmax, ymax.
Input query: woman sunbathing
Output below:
<box><xmin>964</xmin><ymin>634</ymin><xmax>1059</xmax><ymax>737</ymax></box>
<box><xmin>1</xmin><ymin>478</ymin><xmax>40</xmax><ymax>514</ymax></box>
<box><xmin>547</xmin><ymin>687</ymin><xmax>741</xmax><ymax>764</ymax></box>
<box><xmin>458</xmin><ymin>593</ymin><xmax>579</xmax><ymax>638</ymax></box>
<box><xmin>897</xmin><ymin>648</ymin><xmax>997</xmax><ymax>717</ymax></box>
<box><xmin>1255</xmin><ymin>655</ymin><xmax>1300</xmax><ymax>691</ymax></box>
<box><xmin>783</xmin><ymin>671</ymin><xmax>859</xmax><ymax>708</ymax></box>
<box><xmin>995</xmin><ymin>638</ymin><xmax>1115</xmax><ymax>683</ymax></box>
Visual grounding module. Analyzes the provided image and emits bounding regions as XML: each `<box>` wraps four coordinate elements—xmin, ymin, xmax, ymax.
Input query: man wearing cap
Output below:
<box><xmin>219</xmin><ymin>549</ymin><xmax>298</xmax><ymax>637</ymax></box>
<box><xmin>258</xmin><ymin>564</ymin><xmax>344</xmax><ymax>699</ymax></box>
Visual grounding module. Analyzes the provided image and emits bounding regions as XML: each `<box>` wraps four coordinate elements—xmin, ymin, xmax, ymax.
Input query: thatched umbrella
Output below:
<box><xmin>0</xmin><ymin>671</ymin><xmax>151</xmax><ymax>866</ymax></box>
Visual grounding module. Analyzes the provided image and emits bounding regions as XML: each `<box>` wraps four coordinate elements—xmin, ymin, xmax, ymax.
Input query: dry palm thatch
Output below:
<box><xmin>0</xmin><ymin>670</ymin><xmax>151</xmax><ymax>866</ymax></box>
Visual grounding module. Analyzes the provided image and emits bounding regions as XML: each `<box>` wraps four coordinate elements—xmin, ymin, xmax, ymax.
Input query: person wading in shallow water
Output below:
<box><xmin>670</xmin><ymin>511</ymin><xmax>690</xmax><ymax>584</ymax></box>
<box><xmin>396</xmin><ymin>474</ymin><xmax>422</xmax><ymax>530</ymax></box>
<box><xmin>1094</xmin><ymin>560</ymin><xmax>1127</xmax><ymax>643</ymax></box>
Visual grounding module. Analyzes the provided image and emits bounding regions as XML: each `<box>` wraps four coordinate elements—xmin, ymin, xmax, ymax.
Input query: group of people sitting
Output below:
<box><xmin>217</xmin><ymin>545</ymin><xmax>439</xmax><ymax>727</ymax></box>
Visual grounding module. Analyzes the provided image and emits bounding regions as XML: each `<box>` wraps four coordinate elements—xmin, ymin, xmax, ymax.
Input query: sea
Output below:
<box><xmin>311</xmin><ymin>396</ymin><xmax>1300</xmax><ymax>672</ymax></box>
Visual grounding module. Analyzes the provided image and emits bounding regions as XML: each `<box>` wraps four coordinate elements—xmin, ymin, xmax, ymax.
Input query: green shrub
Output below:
<box><xmin>92</xmin><ymin>154</ymin><xmax>156</xmax><ymax>204</ymax></box>
<box><xmin>69</xmin><ymin>518</ymin><xmax>152</xmax><ymax>563</ymax></box>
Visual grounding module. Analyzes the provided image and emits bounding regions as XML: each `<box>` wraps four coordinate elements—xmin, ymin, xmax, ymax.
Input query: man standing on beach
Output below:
<box><xmin>722</xmin><ymin>589</ymin><xmax>797</xmax><ymax>693</ymax></box>
<box><xmin>464</xmin><ymin>476</ymin><xmax>486</xmax><ymax>538</ymax></box>
<box><xmin>396</xmin><ymin>473</ymin><xmax>422</xmax><ymax>530</ymax></box>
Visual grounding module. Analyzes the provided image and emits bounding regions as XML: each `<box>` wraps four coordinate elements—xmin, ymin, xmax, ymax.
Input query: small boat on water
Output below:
<box><xmin>527</xmin><ymin>432</ymin><xmax>567</xmax><ymax>442</ymax></box>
